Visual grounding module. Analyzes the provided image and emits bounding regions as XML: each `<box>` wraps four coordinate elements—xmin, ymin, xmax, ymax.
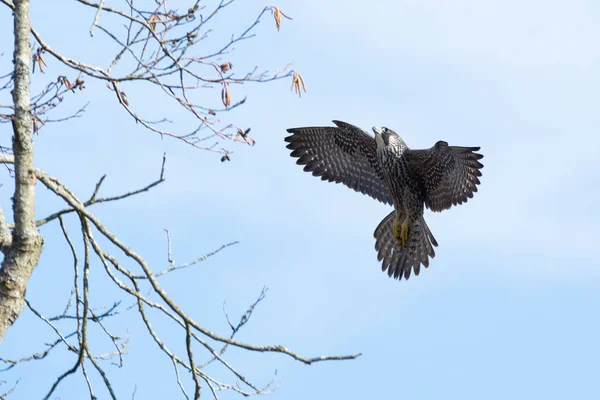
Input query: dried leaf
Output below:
<box><xmin>58</xmin><ymin>76</ymin><xmax>75</xmax><ymax>92</ymax></box>
<box><xmin>74</xmin><ymin>78</ymin><xmax>85</xmax><ymax>90</ymax></box>
<box><xmin>220</xmin><ymin>62</ymin><xmax>233</xmax><ymax>73</ymax></box>
<box><xmin>221</xmin><ymin>85</ymin><xmax>231</xmax><ymax>108</ymax></box>
<box><xmin>148</xmin><ymin>14</ymin><xmax>158</xmax><ymax>31</ymax></box>
<box><xmin>271</xmin><ymin>6</ymin><xmax>293</xmax><ymax>31</ymax></box>
<box><xmin>186</xmin><ymin>5</ymin><xmax>198</xmax><ymax>20</ymax></box>
<box><xmin>273</xmin><ymin>8</ymin><xmax>281</xmax><ymax>31</ymax></box>
<box><xmin>221</xmin><ymin>154</ymin><xmax>231</xmax><ymax>162</ymax></box>
<box><xmin>291</xmin><ymin>71</ymin><xmax>307</xmax><ymax>98</ymax></box>
<box><xmin>120</xmin><ymin>92</ymin><xmax>129</xmax><ymax>106</ymax></box>
<box><xmin>64</xmin><ymin>78</ymin><xmax>73</xmax><ymax>91</ymax></box>
<box><xmin>208</xmin><ymin>109</ymin><xmax>216</xmax><ymax>116</ymax></box>
<box><xmin>234</xmin><ymin>127</ymin><xmax>255</xmax><ymax>146</ymax></box>
<box><xmin>32</xmin><ymin>115</ymin><xmax>45</xmax><ymax>134</ymax></box>
<box><xmin>243</xmin><ymin>134</ymin><xmax>256</xmax><ymax>146</ymax></box>
<box><xmin>38</xmin><ymin>53</ymin><xmax>46</xmax><ymax>73</ymax></box>
<box><xmin>32</xmin><ymin>48</ymin><xmax>46</xmax><ymax>74</ymax></box>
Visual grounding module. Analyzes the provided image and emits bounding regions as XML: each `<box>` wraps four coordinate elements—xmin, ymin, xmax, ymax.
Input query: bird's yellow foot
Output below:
<box><xmin>392</xmin><ymin>216</ymin><xmax>410</xmax><ymax>247</ymax></box>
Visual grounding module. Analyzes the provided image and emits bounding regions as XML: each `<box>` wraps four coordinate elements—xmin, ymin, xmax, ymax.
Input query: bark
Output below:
<box><xmin>0</xmin><ymin>0</ymin><xmax>43</xmax><ymax>342</ymax></box>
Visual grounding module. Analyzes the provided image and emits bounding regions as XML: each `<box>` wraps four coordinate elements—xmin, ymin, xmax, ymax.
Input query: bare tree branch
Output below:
<box><xmin>33</xmin><ymin>152</ymin><xmax>166</xmax><ymax>227</ymax></box>
<box><xmin>0</xmin><ymin>153</ymin><xmax>360</xmax><ymax>398</ymax></box>
<box><xmin>34</xmin><ymin>166</ymin><xmax>361</xmax><ymax>364</ymax></box>
<box><xmin>0</xmin><ymin>1</ymin><xmax>357</xmax><ymax>397</ymax></box>
<box><xmin>0</xmin><ymin>379</ymin><xmax>19</xmax><ymax>399</ymax></box>
<box><xmin>15</xmin><ymin>0</ymin><xmax>300</xmax><ymax>156</ymax></box>
<box><xmin>185</xmin><ymin>321</ymin><xmax>202</xmax><ymax>400</ymax></box>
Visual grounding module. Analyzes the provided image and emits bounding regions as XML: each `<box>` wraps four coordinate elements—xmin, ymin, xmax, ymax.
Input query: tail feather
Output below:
<box><xmin>373</xmin><ymin>211</ymin><xmax>438</xmax><ymax>281</ymax></box>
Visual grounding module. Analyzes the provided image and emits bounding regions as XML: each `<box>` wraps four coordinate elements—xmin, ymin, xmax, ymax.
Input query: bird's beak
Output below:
<box><xmin>372</xmin><ymin>126</ymin><xmax>383</xmax><ymax>136</ymax></box>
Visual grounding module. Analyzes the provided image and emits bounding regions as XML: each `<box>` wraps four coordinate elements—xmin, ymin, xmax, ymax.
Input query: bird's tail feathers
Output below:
<box><xmin>374</xmin><ymin>211</ymin><xmax>437</xmax><ymax>281</ymax></box>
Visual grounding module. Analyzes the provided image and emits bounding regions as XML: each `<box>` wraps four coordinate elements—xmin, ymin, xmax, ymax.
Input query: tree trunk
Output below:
<box><xmin>0</xmin><ymin>0</ymin><xmax>43</xmax><ymax>342</ymax></box>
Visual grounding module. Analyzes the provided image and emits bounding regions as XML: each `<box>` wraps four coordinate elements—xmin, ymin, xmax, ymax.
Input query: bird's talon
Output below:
<box><xmin>393</xmin><ymin>216</ymin><xmax>410</xmax><ymax>247</ymax></box>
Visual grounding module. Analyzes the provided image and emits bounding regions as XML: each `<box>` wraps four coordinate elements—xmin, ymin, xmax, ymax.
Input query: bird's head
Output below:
<box><xmin>372</xmin><ymin>126</ymin><xmax>399</xmax><ymax>149</ymax></box>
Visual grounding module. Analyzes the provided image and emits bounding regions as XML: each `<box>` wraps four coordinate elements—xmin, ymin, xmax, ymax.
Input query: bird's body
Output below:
<box><xmin>372</xmin><ymin>127</ymin><xmax>438</xmax><ymax>278</ymax></box>
<box><xmin>285</xmin><ymin>121</ymin><xmax>483</xmax><ymax>281</ymax></box>
<box><xmin>375</xmin><ymin>137</ymin><xmax>421</xmax><ymax>220</ymax></box>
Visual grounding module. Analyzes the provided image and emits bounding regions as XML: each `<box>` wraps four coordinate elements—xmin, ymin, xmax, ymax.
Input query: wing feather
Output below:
<box><xmin>285</xmin><ymin>121</ymin><xmax>393</xmax><ymax>205</ymax></box>
<box><xmin>406</xmin><ymin>141</ymin><xmax>484</xmax><ymax>212</ymax></box>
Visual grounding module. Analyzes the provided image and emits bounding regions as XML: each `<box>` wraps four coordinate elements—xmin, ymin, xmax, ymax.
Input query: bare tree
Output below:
<box><xmin>0</xmin><ymin>0</ymin><xmax>357</xmax><ymax>398</ymax></box>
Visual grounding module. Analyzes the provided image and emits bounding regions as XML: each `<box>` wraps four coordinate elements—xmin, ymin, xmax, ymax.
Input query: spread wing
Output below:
<box><xmin>285</xmin><ymin>120</ymin><xmax>393</xmax><ymax>205</ymax></box>
<box><xmin>406</xmin><ymin>141</ymin><xmax>484</xmax><ymax>212</ymax></box>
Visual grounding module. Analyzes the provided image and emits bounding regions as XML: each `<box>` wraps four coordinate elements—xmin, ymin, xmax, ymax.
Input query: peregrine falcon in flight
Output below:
<box><xmin>285</xmin><ymin>121</ymin><xmax>483</xmax><ymax>281</ymax></box>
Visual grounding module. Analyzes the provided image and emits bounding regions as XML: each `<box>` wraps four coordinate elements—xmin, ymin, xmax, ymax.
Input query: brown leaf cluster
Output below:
<box><xmin>220</xmin><ymin>62</ymin><xmax>233</xmax><ymax>73</ymax></box>
<box><xmin>234</xmin><ymin>128</ymin><xmax>255</xmax><ymax>146</ymax></box>
<box><xmin>58</xmin><ymin>76</ymin><xmax>85</xmax><ymax>92</ymax></box>
<box><xmin>291</xmin><ymin>71</ymin><xmax>307</xmax><ymax>98</ymax></box>
<box><xmin>32</xmin><ymin>47</ymin><xmax>47</xmax><ymax>74</ymax></box>
<box><xmin>186</xmin><ymin>31</ymin><xmax>198</xmax><ymax>42</ymax></box>
<box><xmin>270</xmin><ymin>6</ymin><xmax>293</xmax><ymax>31</ymax></box>
<box><xmin>186</xmin><ymin>2</ymin><xmax>200</xmax><ymax>20</ymax></box>
<box><xmin>148</xmin><ymin>14</ymin><xmax>160</xmax><ymax>31</ymax></box>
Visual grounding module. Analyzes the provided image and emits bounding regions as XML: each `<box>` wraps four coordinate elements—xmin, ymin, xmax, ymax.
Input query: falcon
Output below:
<box><xmin>285</xmin><ymin>121</ymin><xmax>483</xmax><ymax>280</ymax></box>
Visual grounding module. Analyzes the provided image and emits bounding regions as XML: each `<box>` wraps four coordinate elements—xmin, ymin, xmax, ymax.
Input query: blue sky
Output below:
<box><xmin>1</xmin><ymin>0</ymin><xmax>600</xmax><ymax>399</ymax></box>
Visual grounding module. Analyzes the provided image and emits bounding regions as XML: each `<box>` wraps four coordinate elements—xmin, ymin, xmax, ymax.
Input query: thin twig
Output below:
<box><xmin>89</xmin><ymin>0</ymin><xmax>105</xmax><ymax>36</ymax></box>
